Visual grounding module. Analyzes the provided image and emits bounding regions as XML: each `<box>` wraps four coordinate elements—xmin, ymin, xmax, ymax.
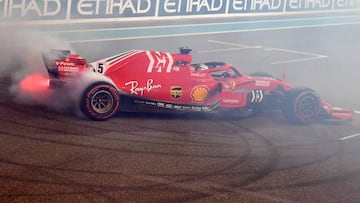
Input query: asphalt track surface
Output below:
<box><xmin>1</xmin><ymin>13</ymin><xmax>360</xmax><ymax>202</ymax></box>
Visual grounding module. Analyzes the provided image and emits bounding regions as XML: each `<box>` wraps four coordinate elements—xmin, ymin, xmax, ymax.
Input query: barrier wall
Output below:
<box><xmin>1</xmin><ymin>0</ymin><xmax>360</xmax><ymax>23</ymax></box>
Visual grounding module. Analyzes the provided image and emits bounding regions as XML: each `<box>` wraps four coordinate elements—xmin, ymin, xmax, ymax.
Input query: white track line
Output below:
<box><xmin>271</xmin><ymin>56</ymin><xmax>328</xmax><ymax>65</ymax></box>
<box><xmin>340</xmin><ymin>133</ymin><xmax>360</xmax><ymax>141</ymax></box>
<box><xmin>207</xmin><ymin>40</ymin><xmax>253</xmax><ymax>48</ymax></box>
<box><xmin>269</xmin><ymin>47</ymin><xmax>328</xmax><ymax>64</ymax></box>
<box><xmin>267</xmin><ymin>47</ymin><xmax>328</xmax><ymax>57</ymax></box>
<box><xmin>207</xmin><ymin>40</ymin><xmax>328</xmax><ymax>65</ymax></box>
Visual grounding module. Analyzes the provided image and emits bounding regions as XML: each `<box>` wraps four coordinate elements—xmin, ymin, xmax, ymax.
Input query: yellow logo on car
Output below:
<box><xmin>191</xmin><ymin>86</ymin><xmax>209</xmax><ymax>102</ymax></box>
<box><xmin>170</xmin><ymin>86</ymin><xmax>182</xmax><ymax>99</ymax></box>
<box><xmin>231</xmin><ymin>81</ymin><xmax>236</xmax><ymax>89</ymax></box>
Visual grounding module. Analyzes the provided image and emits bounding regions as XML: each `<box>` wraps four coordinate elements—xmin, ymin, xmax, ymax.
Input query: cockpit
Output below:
<box><xmin>192</xmin><ymin>62</ymin><xmax>242</xmax><ymax>79</ymax></box>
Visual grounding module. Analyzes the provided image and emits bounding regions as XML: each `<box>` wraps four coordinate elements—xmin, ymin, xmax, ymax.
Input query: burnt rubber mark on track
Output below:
<box><xmin>214</xmin><ymin>121</ymin><xmax>280</xmax><ymax>188</ymax></box>
<box><xmin>0</xmin><ymin>103</ymin><xmax>348</xmax><ymax>202</ymax></box>
<box><xmin>1</xmin><ymin>103</ymin><xmax>240</xmax><ymax>144</ymax></box>
<box><xmin>0</xmin><ymin>128</ymin><xmax>242</xmax><ymax>159</ymax></box>
<box><xmin>1</xmin><ymin>78</ymin><xmax>359</xmax><ymax>202</ymax></box>
<box><xmin>0</xmin><ymin>106</ymin><xmax>269</xmax><ymax>201</ymax></box>
<box><xmin>0</xmin><ymin>106</ymin><xmax>248</xmax><ymax>160</ymax></box>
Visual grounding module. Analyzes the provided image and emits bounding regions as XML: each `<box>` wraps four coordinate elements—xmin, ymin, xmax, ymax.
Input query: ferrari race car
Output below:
<box><xmin>18</xmin><ymin>48</ymin><xmax>354</xmax><ymax>124</ymax></box>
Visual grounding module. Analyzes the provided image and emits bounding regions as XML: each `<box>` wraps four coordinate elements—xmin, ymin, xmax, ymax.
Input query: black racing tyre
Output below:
<box><xmin>81</xmin><ymin>82</ymin><xmax>120</xmax><ymax>121</ymax></box>
<box><xmin>282</xmin><ymin>87</ymin><xmax>321</xmax><ymax>125</ymax></box>
<box><xmin>248</xmin><ymin>72</ymin><xmax>276</xmax><ymax>79</ymax></box>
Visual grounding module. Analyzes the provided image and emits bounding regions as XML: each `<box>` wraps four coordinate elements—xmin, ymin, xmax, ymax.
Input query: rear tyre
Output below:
<box><xmin>282</xmin><ymin>88</ymin><xmax>321</xmax><ymax>125</ymax></box>
<box><xmin>81</xmin><ymin>82</ymin><xmax>120</xmax><ymax>121</ymax></box>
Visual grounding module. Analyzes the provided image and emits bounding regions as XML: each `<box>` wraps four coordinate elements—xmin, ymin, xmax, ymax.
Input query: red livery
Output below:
<box><xmin>19</xmin><ymin>48</ymin><xmax>354</xmax><ymax>124</ymax></box>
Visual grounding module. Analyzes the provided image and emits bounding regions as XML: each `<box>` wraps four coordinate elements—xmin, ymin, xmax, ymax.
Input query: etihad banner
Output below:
<box><xmin>1</xmin><ymin>0</ymin><xmax>360</xmax><ymax>22</ymax></box>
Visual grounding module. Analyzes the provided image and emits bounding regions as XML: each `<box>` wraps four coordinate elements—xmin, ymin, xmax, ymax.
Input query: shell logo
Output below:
<box><xmin>191</xmin><ymin>86</ymin><xmax>209</xmax><ymax>102</ymax></box>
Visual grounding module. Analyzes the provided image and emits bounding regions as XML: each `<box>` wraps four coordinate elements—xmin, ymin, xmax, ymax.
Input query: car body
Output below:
<box><xmin>19</xmin><ymin>48</ymin><xmax>354</xmax><ymax>123</ymax></box>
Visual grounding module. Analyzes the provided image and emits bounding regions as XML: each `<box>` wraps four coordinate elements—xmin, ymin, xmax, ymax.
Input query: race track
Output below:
<box><xmin>1</xmin><ymin>14</ymin><xmax>360</xmax><ymax>202</ymax></box>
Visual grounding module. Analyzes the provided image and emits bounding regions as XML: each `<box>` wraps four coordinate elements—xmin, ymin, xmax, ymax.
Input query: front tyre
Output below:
<box><xmin>81</xmin><ymin>82</ymin><xmax>120</xmax><ymax>121</ymax></box>
<box><xmin>282</xmin><ymin>88</ymin><xmax>321</xmax><ymax>125</ymax></box>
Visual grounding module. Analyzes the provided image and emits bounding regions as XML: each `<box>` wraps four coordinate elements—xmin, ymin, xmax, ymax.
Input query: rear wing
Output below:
<box><xmin>42</xmin><ymin>49</ymin><xmax>88</xmax><ymax>78</ymax></box>
<box><xmin>42</xmin><ymin>49</ymin><xmax>71</xmax><ymax>78</ymax></box>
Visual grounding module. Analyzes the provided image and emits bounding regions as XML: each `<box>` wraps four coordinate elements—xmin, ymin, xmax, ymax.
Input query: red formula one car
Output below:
<box><xmin>19</xmin><ymin>48</ymin><xmax>353</xmax><ymax>124</ymax></box>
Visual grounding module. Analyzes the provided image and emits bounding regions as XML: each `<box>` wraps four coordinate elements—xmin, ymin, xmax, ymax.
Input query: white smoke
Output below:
<box><xmin>0</xmin><ymin>26</ymin><xmax>111</xmax><ymax>118</ymax></box>
<box><xmin>0</xmin><ymin>27</ymin><xmax>72</xmax><ymax>79</ymax></box>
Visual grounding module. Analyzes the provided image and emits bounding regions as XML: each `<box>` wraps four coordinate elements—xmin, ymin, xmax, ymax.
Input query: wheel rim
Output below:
<box><xmin>296</xmin><ymin>95</ymin><xmax>318</xmax><ymax>118</ymax></box>
<box><xmin>90</xmin><ymin>90</ymin><xmax>114</xmax><ymax>114</ymax></box>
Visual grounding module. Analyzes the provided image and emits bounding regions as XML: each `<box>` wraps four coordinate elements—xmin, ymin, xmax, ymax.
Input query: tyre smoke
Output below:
<box><xmin>0</xmin><ymin>26</ymin><xmax>111</xmax><ymax>118</ymax></box>
<box><xmin>0</xmin><ymin>27</ymin><xmax>73</xmax><ymax>80</ymax></box>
